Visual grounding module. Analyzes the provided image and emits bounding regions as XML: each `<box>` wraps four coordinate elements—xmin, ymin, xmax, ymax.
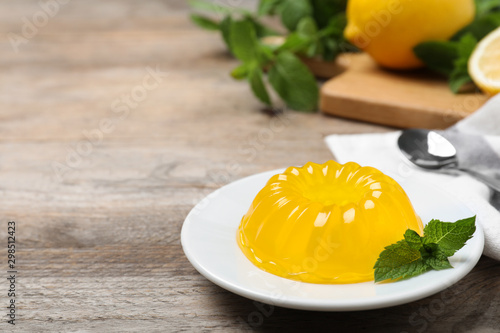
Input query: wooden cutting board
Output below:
<box><xmin>317</xmin><ymin>53</ymin><xmax>490</xmax><ymax>129</ymax></box>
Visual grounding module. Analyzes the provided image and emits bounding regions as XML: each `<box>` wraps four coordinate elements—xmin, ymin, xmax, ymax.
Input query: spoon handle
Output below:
<box><xmin>462</xmin><ymin>168</ymin><xmax>500</xmax><ymax>193</ymax></box>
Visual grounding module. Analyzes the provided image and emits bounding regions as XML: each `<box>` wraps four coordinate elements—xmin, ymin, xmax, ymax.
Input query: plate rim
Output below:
<box><xmin>181</xmin><ymin>168</ymin><xmax>485</xmax><ymax>311</ymax></box>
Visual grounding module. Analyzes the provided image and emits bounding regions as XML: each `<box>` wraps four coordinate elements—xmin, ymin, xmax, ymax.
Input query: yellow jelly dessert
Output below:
<box><xmin>237</xmin><ymin>161</ymin><xmax>423</xmax><ymax>284</ymax></box>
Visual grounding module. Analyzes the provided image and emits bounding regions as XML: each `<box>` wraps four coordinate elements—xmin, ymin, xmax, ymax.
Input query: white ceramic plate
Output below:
<box><xmin>181</xmin><ymin>169</ymin><xmax>484</xmax><ymax>311</ymax></box>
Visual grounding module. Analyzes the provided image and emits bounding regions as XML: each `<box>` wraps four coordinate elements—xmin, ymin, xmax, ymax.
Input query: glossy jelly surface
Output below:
<box><xmin>237</xmin><ymin>161</ymin><xmax>424</xmax><ymax>284</ymax></box>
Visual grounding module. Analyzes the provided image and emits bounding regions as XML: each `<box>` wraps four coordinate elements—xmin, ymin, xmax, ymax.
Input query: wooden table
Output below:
<box><xmin>1</xmin><ymin>1</ymin><xmax>498</xmax><ymax>331</ymax></box>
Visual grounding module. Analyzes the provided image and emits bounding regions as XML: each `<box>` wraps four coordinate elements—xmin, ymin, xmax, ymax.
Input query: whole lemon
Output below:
<box><xmin>344</xmin><ymin>0</ymin><xmax>475</xmax><ymax>69</ymax></box>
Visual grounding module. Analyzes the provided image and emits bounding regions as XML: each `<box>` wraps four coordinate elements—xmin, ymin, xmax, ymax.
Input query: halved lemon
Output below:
<box><xmin>469</xmin><ymin>27</ymin><xmax>500</xmax><ymax>95</ymax></box>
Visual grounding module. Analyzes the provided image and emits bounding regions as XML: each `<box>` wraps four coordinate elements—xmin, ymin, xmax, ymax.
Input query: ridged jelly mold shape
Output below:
<box><xmin>237</xmin><ymin>161</ymin><xmax>424</xmax><ymax>284</ymax></box>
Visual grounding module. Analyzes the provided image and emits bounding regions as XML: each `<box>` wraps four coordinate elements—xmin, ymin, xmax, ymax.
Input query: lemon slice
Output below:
<box><xmin>469</xmin><ymin>27</ymin><xmax>500</xmax><ymax>95</ymax></box>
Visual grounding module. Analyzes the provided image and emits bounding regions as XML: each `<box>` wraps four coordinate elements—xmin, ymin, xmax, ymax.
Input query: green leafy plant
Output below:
<box><xmin>374</xmin><ymin>216</ymin><xmax>476</xmax><ymax>283</ymax></box>
<box><xmin>414</xmin><ymin>0</ymin><xmax>500</xmax><ymax>93</ymax></box>
<box><xmin>414</xmin><ymin>34</ymin><xmax>478</xmax><ymax>93</ymax></box>
<box><xmin>189</xmin><ymin>0</ymin><xmax>351</xmax><ymax>112</ymax></box>
<box><xmin>190</xmin><ymin>0</ymin><xmax>500</xmax><ymax>110</ymax></box>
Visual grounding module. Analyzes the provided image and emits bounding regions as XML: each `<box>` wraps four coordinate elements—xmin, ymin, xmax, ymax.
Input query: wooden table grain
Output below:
<box><xmin>1</xmin><ymin>1</ymin><xmax>499</xmax><ymax>332</ymax></box>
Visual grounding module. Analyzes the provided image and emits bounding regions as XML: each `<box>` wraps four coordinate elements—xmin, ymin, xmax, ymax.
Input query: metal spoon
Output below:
<box><xmin>398</xmin><ymin>128</ymin><xmax>500</xmax><ymax>192</ymax></box>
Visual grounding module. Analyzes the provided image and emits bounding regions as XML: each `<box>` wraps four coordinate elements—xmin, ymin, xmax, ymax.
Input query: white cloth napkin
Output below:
<box><xmin>325</xmin><ymin>94</ymin><xmax>500</xmax><ymax>261</ymax></box>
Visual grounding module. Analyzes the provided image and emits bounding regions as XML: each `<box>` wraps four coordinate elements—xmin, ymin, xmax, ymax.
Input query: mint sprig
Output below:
<box><xmin>268</xmin><ymin>51</ymin><xmax>319</xmax><ymax>111</ymax></box>
<box><xmin>189</xmin><ymin>0</ymin><xmax>351</xmax><ymax>112</ymax></box>
<box><xmin>423</xmin><ymin>217</ymin><xmax>477</xmax><ymax>256</ymax></box>
<box><xmin>449</xmin><ymin>34</ymin><xmax>477</xmax><ymax>93</ymax></box>
<box><xmin>279</xmin><ymin>0</ymin><xmax>313</xmax><ymax>32</ymax></box>
<box><xmin>374</xmin><ymin>216</ymin><xmax>476</xmax><ymax>283</ymax></box>
<box><xmin>414</xmin><ymin>34</ymin><xmax>478</xmax><ymax>93</ymax></box>
<box><xmin>225</xmin><ymin>19</ymin><xmax>319</xmax><ymax>110</ymax></box>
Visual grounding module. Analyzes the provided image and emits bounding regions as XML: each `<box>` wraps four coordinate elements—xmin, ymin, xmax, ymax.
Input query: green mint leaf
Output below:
<box><xmin>248</xmin><ymin>67</ymin><xmax>272</xmax><ymax>105</ymax></box>
<box><xmin>403</xmin><ymin>229</ymin><xmax>423</xmax><ymax>250</ymax></box>
<box><xmin>258</xmin><ymin>0</ymin><xmax>282</xmax><ymax>16</ymax></box>
<box><xmin>414</xmin><ymin>34</ymin><xmax>477</xmax><ymax>89</ymax></box>
<box><xmin>246</xmin><ymin>16</ymin><xmax>280</xmax><ymax>38</ymax></box>
<box><xmin>481</xmin><ymin>11</ymin><xmax>500</xmax><ymax>24</ymax></box>
<box><xmin>322</xmin><ymin>39</ymin><xmax>339</xmax><ymax>61</ymax></box>
<box><xmin>258</xmin><ymin>44</ymin><xmax>275</xmax><ymax>65</ymax></box>
<box><xmin>374</xmin><ymin>216</ymin><xmax>476</xmax><ymax>283</ymax></box>
<box><xmin>453</xmin><ymin>13</ymin><xmax>500</xmax><ymax>41</ymax></box>
<box><xmin>413</xmin><ymin>41</ymin><xmax>458</xmax><ymax>76</ymax></box>
<box><xmin>457</xmin><ymin>34</ymin><xmax>477</xmax><ymax>58</ymax></box>
<box><xmin>219</xmin><ymin>16</ymin><xmax>232</xmax><ymax>51</ymax></box>
<box><xmin>423</xmin><ymin>216</ymin><xmax>476</xmax><ymax>257</ymax></box>
<box><xmin>268</xmin><ymin>51</ymin><xmax>319</xmax><ymax>112</ymax></box>
<box><xmin>229</xmin><ymin>19</ymin><xmax>259</xmax><ymax>63</ymax></box>
<box><xmin>278</xmin><ymin>0</ymin><xmax>313</xmax><ymax>31</ymax></box>
<box><xmin>297</xmin><ymin>16</ymin><xmax>319</xmax><ymax>38</ymax></box>
<box><xmin>306</xmin><ymin>42</ymin><xmax>320</xmax><ymax>58</ymax></box>
<box><xmin>278</xmin><ymin>17</ymin><xmax>320</xmax><ymax>57</ymax></box>
<box><xmin>319</xmin><ymin>13</ymin><xmax>349</xmax><ymax>60</ymax></box>
<box><xmin>449</xmin><ymin>63</ymin><xmax>472</xmax><ymax>94</ymax></box>
<box><xmin>448</xmin><ymin>34</ymin><xmax>477</xmax><ymax>93</ymax></box>
<box><xmin>475</xmin><ymin>0</ymin><xmax>500</xmax><ymax>18</ymax></box>
<box><xmin>230</xmin><ymin>64</ymin><xmax>249</xmax><ymax>80</ymax></box>
<box><xmin>311</xmin><ymin>0</ymin><xmax>348</xmax><ymax>29</ymax></box>
<box><xmin>190</xmin><ymin>14</ymin><xmax>220</xmax><ymax>31</ymax></box>
<box><xmin>374</xmin><ymin>239</ymin><xmax>430</xmax><ymax>283</ymax></box>
<box><xmin>420</xmin><ymin>242</ymin><xmax>442</xmax><ymax>261</ymax></box>
<box><xmin>278</xmin><ymin>33</ymin><xmax>311</xmax><ymax>54</ymax></box>
<box><xmin>426</xmin><ymin>256</ymin><xmax>453</xmax><ymax>270</ymax></box>
<box><xmin>424</xmin><ymin>244</ymin><xmax>454</xmax><ymax>271</ymax></box>
<box><xmin>319</xmin><ymin>12</ymin><xmax>347</xmax><ymax>37</ymax></box>
<box><xmin>449</xmin><ymin>72</ymin><xmax>473</xmax><ymax>93</ymax></box>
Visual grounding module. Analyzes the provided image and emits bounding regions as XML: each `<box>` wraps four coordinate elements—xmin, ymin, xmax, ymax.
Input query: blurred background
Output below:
<box><xmin>1</xmin><ymin>0</ymin><xmax>499</xmax><ymax>331</ymax></box>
